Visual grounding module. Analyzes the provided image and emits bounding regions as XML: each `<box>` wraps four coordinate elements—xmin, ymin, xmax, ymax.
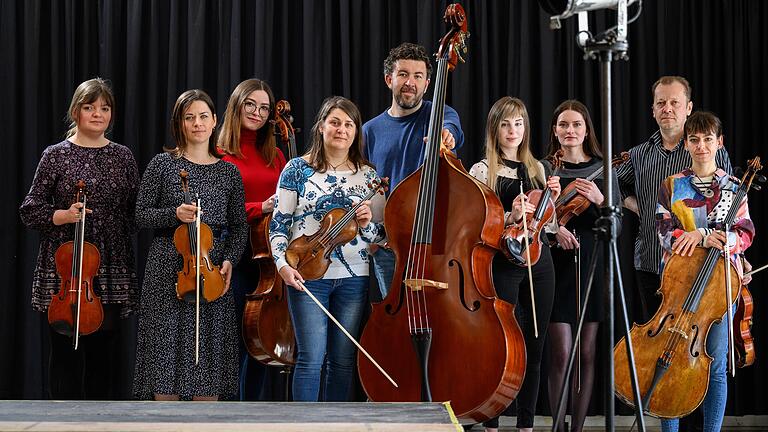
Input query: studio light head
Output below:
<box><xmin>540</xmin><ymin>0</ymin><xmax>638</xmax><ymax>30</ymax></box>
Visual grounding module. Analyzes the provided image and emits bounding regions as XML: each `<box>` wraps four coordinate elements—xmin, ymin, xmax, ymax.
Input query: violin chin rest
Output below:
<box><xmin>504</xmin><ymin>236</ymin><xmax>525</xmax><ymax>265</ymax></box>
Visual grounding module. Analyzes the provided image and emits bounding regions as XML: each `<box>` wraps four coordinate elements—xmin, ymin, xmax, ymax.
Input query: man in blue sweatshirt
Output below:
<box><xmin>363</xmin><ymin>42</ymin><xmax>464</xmax><ymax>297</ymax></box>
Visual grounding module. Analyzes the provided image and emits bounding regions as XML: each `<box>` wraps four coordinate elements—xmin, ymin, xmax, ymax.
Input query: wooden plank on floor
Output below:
<box><xmin>0</xmin><ymin>401</ymin><xmax>461</xmax><ymax>432</ymax></box>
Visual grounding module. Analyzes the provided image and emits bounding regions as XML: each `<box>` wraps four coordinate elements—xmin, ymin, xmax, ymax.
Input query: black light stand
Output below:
<box><xmin>550</xmin><ymin>20</ymin><xmax>647</xmax><ymax>432</ymax></box>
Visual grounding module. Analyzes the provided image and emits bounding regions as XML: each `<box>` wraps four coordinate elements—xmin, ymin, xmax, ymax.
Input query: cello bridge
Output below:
<box><xmin>403</xmin><ymin>278</ymin><xmax>448</xmax><ymax>292</ymax></box>
<box><xmin>667</xmin><ymin>327</ymin><xmax>689</xmax><ymax>339</ymax></box>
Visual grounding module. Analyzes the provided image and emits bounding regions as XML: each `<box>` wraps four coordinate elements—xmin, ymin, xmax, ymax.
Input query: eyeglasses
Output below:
<box><xmin>243</xmin><ymin>101</ymin><xmax>271</xmax><ymax>117</ymax></box>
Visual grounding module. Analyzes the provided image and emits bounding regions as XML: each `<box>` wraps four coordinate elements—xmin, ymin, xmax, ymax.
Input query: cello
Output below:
<box><xmin>614</xmin><ymin>157</ymin><xmax>762</xmax><ymax>418</ymax></box>
<box><xmin>48</xmin><ymin>180</ymin><xmax>103</xmax><ymax>349</ymax></box>
<box><xmin>242</xmin><ymin>100</ymin><xmax>297</xmax><ymax>367</ymax></box>
<box><xmin>357</xmin><ymin>4</ymin><xmax>526</xmax><ymax>422</ymax></box>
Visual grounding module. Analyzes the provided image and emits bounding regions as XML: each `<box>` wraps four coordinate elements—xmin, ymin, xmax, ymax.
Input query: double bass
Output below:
<box><xmin>48</xmin><ymin>180</ymin><xmax>103</xmax><ymax>349</ymax></box>
<box><xmin>357</xmin><ymin>4</ymin><xmax>526</xmax><ymax>422</ymax></box>
<box><xmin>614</xmin><ymin>157</ymin><xmax>762</xmax><ymax>418</ymax></box>
<box><xmin>242</xmin><ymin>100</ymin><xmax>297</xmax><ymax>367</ymax></box>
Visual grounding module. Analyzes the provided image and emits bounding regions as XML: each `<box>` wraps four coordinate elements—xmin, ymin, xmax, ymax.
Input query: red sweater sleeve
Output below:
<box><xmin>223</xmin><ymin>147</ymin><xmax>285</xmax><ymax>223</ymax></box>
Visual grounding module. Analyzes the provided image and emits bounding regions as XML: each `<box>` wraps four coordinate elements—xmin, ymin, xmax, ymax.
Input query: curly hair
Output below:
<box><xmin>383</xmin><ymin>42</ymin><xmax>433</xmax><ymax>79</ymax></box>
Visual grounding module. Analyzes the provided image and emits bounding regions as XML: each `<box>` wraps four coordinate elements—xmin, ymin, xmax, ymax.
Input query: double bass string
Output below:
<box><xmin>409</xmin><ymin>52</ymin><xmax>450</xmax><ymax>334</ymax></box>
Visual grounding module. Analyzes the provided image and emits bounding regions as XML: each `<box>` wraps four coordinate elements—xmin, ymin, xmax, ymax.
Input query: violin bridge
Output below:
<box><xmin>667</xmin><ymin>327</ymin><xmax>689</xmax><ymax>339</ymax></box>
<box><xmin>403</xmin><ymin>278</ymin><xmax>449</xmax><ymax>291</ymax></box>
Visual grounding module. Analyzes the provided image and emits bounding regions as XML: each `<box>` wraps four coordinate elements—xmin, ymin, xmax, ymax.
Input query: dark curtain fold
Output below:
<box><xmin>2</xmin><ymin>0</ymin><xmax>766</xmax><ymax>416</ymax></box>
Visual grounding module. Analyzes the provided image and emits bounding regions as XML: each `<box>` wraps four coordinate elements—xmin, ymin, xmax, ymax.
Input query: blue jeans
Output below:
<box><xmin>661</xmin><ymin>307</ymin><xmax>732</xmax><ymax>432</ymax></box>
<box><xmin>286</xmin><ymin>276</ymin><xmax>368</xmax><ymax>401</ymax></box>
<box><xmin>371</xmin><ymin>247</ymin><xmax>395</xmax><ymax>299</ymax></box>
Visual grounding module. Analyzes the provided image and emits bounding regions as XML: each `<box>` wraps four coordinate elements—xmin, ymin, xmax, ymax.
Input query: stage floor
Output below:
<box><xmin>1</xmin><ymin>401</ymin><xmax>766</xmax><ymax>431</ymax></box>
<box><xmin>0</xmin><ymin>400</ymin><xmax>461</xmax><ymax>431</ymax></box>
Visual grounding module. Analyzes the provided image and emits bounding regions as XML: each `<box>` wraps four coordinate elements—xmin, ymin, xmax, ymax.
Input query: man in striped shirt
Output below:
<box><xmin>616</xmin><ymin>76</ymin><xmax>732</xmax><ymax>321</ymax></box>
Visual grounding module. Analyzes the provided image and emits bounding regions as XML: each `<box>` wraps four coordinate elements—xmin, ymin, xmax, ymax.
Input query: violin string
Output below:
<box><xmin>313</xmin><ymin>183</ymin><xmax>380</xmax><ymax>248</ymax></box>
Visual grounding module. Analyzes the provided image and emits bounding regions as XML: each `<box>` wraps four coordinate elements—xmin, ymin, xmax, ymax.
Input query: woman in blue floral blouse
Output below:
<box><xmin>269</xmin><ymin>96</ymin><xmax>385</xmax><ymax>401</ymax></box>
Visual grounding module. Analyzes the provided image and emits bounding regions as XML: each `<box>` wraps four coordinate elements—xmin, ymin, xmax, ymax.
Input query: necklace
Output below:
<box><xmin>693</xmin><ymin>173</ymin><xmax>715</xmax><ymax>198</ymax></box>
<box><xmin>328</xmin><ymin>157</ymin><xmax>349</xmax><ymax>171</ymax></box>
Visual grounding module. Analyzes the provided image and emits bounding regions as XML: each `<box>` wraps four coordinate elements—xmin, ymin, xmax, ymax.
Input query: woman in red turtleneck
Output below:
<box><xmin>218</xmin><ymin>79</ymin><xmax>286</xmax><ymax>400</ymax></box>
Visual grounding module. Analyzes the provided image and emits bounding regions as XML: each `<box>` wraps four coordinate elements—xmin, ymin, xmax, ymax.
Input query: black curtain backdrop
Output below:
<box><xmin>2</xmin><ymin>0</ymin><xmax>766</xmax><ymax>417</ymax></box>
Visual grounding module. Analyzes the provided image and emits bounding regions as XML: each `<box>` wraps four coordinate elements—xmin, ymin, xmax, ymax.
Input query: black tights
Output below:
<box><xmin>47</xmin><ymin>306</ymin><xmax>120</xmax><ymax>399</ymax></box>
<box><xmin>547</xmin><ymin>322</ymin><xmax>599</xmax><ymax>432</ymax></box>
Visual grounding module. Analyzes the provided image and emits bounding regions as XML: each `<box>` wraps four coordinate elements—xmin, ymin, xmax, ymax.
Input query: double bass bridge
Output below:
<box><xmin>403</xmin><ymin>278</ymin><xmax>448</xmax><ymax>292</ymax></box>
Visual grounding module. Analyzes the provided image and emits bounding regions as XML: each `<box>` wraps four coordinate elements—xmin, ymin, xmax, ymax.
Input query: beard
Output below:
<box><xmin>394</xmin><ymin>87</ymin><xmax>424</xmax><ymax>110</ymax></box>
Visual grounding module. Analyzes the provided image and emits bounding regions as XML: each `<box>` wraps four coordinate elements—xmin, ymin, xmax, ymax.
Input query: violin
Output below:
<box><xmin>173</xmin><ymin>169</ymin><xmax>225</xmax><ymax>304</ymax></box>
<box><xmin>243</xmin><ymin>100</ymin><xmax>298</xmax><ymax>367</ymax></box>
<box><xmin>285</xmin><ymin>177</ymin><xmax>388</xmax><ymax>280</ymax></box>
<box><xmin>48</xmin><ymin>180</ymin><xmax>103</xmax><ymax>349</ymax></box>
<box><xmin>357</xmin><ymin>5</ymin><xmax>526</xmax><ymax>422</ymax></box>
<box><xmin>554</xmin><ymin>152</ymin><xmax>629</xmax><ymax>226</ymax></box>
<box><xmin>501</xmin><ymin>150</ymin><xmax>563</xmax><ymax>266</ymax></box>
<box><xmin>734</xmin><ymin>284</ymin><xmax>755</xmax><ymax>368</ymax></box>
<box><xmin>614</xmin><ymin>157</ymin><xmax>762</xmax><ymax>418</ymax></box>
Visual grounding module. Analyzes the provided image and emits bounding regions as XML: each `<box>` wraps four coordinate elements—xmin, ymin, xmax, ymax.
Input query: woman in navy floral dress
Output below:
<box><xmin>132</xmin><ymin>89</ymin><xmax>247</xmax><ymax>401</ymax></box>
<box><xmin>19</xmin><ymin>78</ymin><xmax>139</xmax><ymax>399</ymax></box>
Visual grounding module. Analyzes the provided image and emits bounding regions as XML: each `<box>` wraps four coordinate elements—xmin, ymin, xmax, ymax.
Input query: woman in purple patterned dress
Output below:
<box><xmin>19</xmin><ymin>78</ymin><xmax>139</xmax><ymax>399</ymax></box>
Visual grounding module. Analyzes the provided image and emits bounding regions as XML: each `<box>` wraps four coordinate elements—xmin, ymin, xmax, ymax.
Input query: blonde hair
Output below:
<box><xmin>217</xmin><ymin>79</ymin><xmax>278</xmax><ymax>166</ymax></box>
<box><xmin>483</xmin><ymin>97</ymin><xmax>544</xmax><ymax>191</ymax></box>
<box><xmin>66</xmin><ymin>78</ymin><xmax>115</xmax><ymax>138</ymax></box>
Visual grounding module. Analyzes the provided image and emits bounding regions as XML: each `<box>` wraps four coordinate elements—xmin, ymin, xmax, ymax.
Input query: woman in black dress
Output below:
<box><xmin>132</xmin><ymin>89</ymin><xmax>247</xmax><ymax>401</ymax></box>
<box><xmin>469</xmin><ymin>96</ymin><xmax>560</xmax><ymax>432</ymax></box>
<box><xmin>19</xmin><ymin>78</ymin><xmax>139</xmax><ymax>399</ymax></box>
<box><xmin>543</xmin><ymin>100</ymin><xmax>620</xmax><ymax>432</ymax></box>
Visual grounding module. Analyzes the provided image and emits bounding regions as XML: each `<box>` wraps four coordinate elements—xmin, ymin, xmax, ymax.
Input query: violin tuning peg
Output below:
<box><xmin>757</xmin><ymin>174</ymin><xmax>767</xmax><ymax>183</ymax></box>
<box><xmin>752</xmin><ymin>184</ymin><xmax>762</xmax><ymax>191</ymax></box>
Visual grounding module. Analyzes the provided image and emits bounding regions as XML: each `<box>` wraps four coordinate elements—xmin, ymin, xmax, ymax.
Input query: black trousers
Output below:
<box><xmin>482</xmin><ymin>247</ymin><xmax>556</xmax><ymax>429</ymax></box>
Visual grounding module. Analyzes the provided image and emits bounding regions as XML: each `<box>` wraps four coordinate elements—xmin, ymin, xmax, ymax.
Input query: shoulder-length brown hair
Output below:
<box><xmin>166</xmin><ymin>89</ymin><xmax>220</xmax><ymax>159</ymax></box>
<box><xmin>305</xmin><ymin>96</ymin><xmax>373</xmax><ymax>173</ymax></box>
<box><xmin>483</xmin><ymin>96</ymin><xmax>544</xmax><ymax>190</ymax></box>
<box><xmin>546</xmin><ymin>99</ymin><xmax>602</xmax><ymax>159</ymax></box>
<box><xmin>66</xmin><ymin>78</ymin><xmax>116</xmax><ymax>138</ymax></box>
<box><xmin>217</xmin><ymin>79</ymin><xmax>278</xmax><ymax>165</ymax></box>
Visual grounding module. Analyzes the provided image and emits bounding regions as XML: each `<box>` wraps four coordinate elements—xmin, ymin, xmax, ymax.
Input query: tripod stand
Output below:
<box><xmin>551</xmin><ymin>32</ymin><xmax>646</xmax><ymax>432</ymax></box>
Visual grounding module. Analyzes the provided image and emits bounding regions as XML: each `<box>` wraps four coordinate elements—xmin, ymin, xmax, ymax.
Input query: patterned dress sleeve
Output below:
<box><xmin>19</xmin><ymin>147</ymin><xmax>59</xmax><ymax>233</ymax></box>
<box><xmin>269</xmin><ymin>159</ymin><xmax>302</xmax><ymax>271</ymax></box>
<box><xmin>123</xmin><ymin>146</ymin><xmax>140</xmax><ymax>234</ymax></box>
<box><xmin>726</xmin><ymin>194</ymin><xmax>754</xmax><ymax>255</ymax></box>
<box><xmin>135</xmin><ymin>154</ymin><xmax>179</xmax><ymax>229</ymax></box>
<box><xmin>223</xmin><ymin>165</ymin><xmax>248</xmax><ymax>267</ymax></box>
